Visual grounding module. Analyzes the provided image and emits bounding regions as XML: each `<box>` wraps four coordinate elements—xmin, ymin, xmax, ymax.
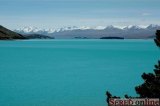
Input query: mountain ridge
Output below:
<box><xmin>14</xmin><ymin>24</ymin><xmax>160</xmax><ymax>39</ymax></box>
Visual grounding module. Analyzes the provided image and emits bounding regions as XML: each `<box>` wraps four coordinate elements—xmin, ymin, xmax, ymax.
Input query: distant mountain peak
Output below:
<box><xmin>93</xmin><ymin>26</ymin><xmax>106</xmax><ymax>30</ymax></box>
<box><xmin>106</xmin><ymin>25</ymin><xmax>114</xmax><ymax>28</ymax></box>
<box><xmin>147</xmin><ymin>24</ymin><xmax>160</xmax><ymax>29</ymax></box>
<box><xmin>124</xmin><ymin>25</ymin><xmax>142</xmax><ymax>30</ymax></box>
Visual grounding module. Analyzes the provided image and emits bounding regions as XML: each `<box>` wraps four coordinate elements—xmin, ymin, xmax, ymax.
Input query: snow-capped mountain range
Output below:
<box><xmin>14</xmin><ymin>26</ymin><xmax>108</xmax><ymax>33</ymax></box>
<box><xmin>14</xmin><ymin>24</ymin><xmax>160</xmax><ymax>39</ymax></box>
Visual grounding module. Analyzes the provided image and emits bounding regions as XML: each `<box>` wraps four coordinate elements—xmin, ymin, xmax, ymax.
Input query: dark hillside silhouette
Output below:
<box><xmin>0</xmin><ymin>25</ymin><xmax>26</xmax><ymax>40</ymax></box>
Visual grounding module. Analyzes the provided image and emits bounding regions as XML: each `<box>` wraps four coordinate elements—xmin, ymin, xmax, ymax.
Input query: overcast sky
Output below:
<box><xmin>0</xmin><ymin>0</ymin><xmax>160</xmax><ymax>29</ymax></box>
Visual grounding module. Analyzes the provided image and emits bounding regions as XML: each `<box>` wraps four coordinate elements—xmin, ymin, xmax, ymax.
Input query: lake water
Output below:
<box><xmin>0</xmin><ymin>39</ymin><xmax>159</xmax><ymax>106</ymax></box>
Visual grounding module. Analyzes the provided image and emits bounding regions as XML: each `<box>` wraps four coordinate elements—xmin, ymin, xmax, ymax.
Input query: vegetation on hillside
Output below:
<box><xmin>106</xmin><ymin>30</ymin><xmax>160</xmax><ymax>104</ymax></box>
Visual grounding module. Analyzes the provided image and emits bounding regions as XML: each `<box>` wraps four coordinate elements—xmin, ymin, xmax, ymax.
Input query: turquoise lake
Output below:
<box><xmin>0</xmin><ymin>39</ymin><xmax>159</xmax><ymax>106</ymax></box>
